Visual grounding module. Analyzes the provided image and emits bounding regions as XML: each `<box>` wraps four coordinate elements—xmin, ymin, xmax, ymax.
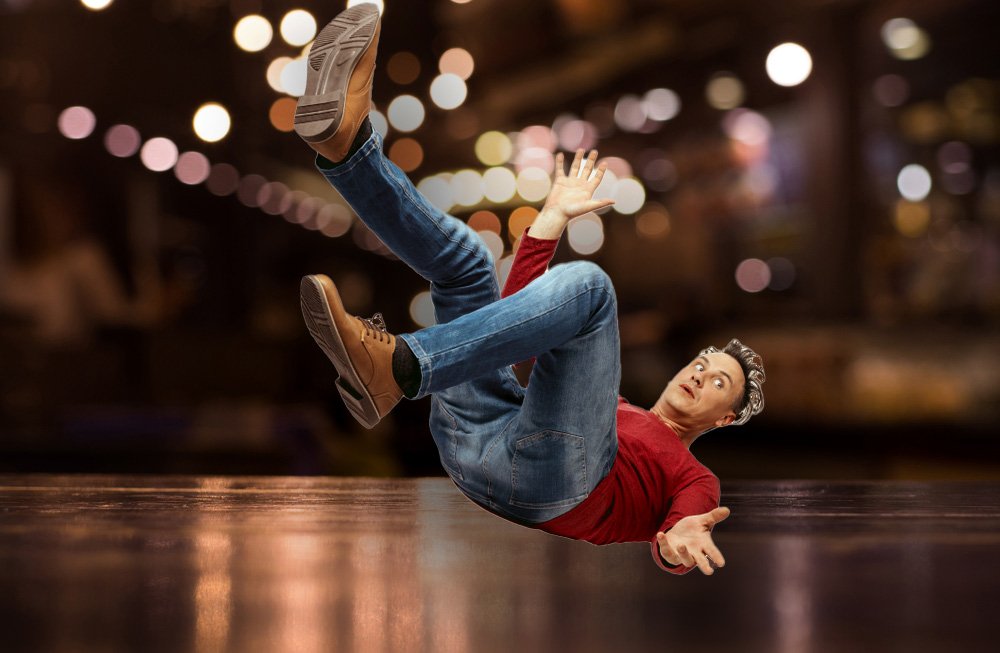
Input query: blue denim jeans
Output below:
<box><xmin>318</xmin><ymin>130</ymin><xmax>620</xmax><ymax>524</ymax></box>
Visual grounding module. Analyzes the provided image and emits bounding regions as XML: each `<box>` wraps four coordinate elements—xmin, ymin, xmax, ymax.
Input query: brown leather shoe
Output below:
<box><xmin>294</xmin><ymin>3</ymin><xmax>381</xmax><ymax>162</ymax></box>
<box><xmin>300</xmin><ymin>274</ymin><xmax>402</xmax><ymax>429</ymax></box>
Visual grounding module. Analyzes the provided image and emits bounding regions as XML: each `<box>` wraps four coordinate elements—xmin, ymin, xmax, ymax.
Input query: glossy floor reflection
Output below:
<box><xmin>1</xmin><ymin>476</ymin><xmax>997</xmax><ymax>653</ymax></box>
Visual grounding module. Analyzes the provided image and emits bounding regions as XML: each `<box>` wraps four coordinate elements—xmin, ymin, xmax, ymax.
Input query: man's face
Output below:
<box><xmin>659</xmin><ymin>352</ymin><xmax>746</xmax><ymax>429</ymax></box>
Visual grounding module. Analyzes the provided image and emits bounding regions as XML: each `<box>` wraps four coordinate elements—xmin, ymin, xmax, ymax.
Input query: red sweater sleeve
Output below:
<box><xmin>501</xmin><ymin>227</ymin><xmax>559</xmax><ymax>298</ymax></box>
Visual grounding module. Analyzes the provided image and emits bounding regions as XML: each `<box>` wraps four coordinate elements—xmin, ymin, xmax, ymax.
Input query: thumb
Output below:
<box><xmin>565</xmin><ymin>198</ymin><xmax>615</xmax><ymax>218</ymax></box>
<box><xmin>708</xmin><ymin>506</ymin><xmax>731</xmax><ymax>525</ymax></box>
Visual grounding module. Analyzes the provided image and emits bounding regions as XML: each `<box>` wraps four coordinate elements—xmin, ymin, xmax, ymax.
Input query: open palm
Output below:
<box><xmin>543</xmin><ymin>149</ymin><xmax>615</xmax><ymax>220</ymax></box>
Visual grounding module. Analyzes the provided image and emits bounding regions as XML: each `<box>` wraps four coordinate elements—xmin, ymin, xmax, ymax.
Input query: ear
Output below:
<box><xmin>715</xmin><ymin>412</ymin><xmax>735</xmax><ymax>428</ymax></box>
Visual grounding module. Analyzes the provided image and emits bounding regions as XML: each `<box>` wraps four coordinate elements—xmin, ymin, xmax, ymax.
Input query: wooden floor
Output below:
<box><xmin>1</xmin><ymin>475</ymin><xmax>997</xmax><ymax>653</ymax></box>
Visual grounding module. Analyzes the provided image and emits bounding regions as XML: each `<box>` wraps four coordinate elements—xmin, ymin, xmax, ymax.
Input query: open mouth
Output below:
<box><xmin>681</xmin><ymin>384</ymin><xmax>695</xmax><ymax>399</ymax></box>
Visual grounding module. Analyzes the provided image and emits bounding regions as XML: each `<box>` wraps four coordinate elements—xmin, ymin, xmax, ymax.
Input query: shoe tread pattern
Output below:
<box><xmin>299</xmin><ymin>276</ymin><xmax>380</xmax><ymax>429</ymax></box>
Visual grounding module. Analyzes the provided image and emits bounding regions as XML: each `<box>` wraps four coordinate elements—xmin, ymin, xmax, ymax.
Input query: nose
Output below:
<box><xmin>691</xmin><ymin>371</ymin><xmax>702</xmax><ymax>386</ymax></box>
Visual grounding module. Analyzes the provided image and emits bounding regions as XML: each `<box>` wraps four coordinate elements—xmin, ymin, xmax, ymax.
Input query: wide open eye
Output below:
<box><xmin>714</xmin><ymin>379</ymin><xmax>724</xmax><ymax>389</ymax></box>
<box><xmin>695</xmin><ymin>363</ymin><xmax>704</xmax><ymax>372</ymax></box>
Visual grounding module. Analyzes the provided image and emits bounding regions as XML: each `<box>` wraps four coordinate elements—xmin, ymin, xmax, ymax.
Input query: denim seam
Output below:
<box><xmin>318</xmin><ymin>130</ymin><xmax>382</xmax><ymax>178</ymax></box>
<box><xmin>420</xmin><ymin>283</ymin><xmax>612</xmax><ymax>370</ymax></box>
<box><xmin>509</xmin><ymin>430</ymin><xmax>587</xmax><ymax>509</ymax></box>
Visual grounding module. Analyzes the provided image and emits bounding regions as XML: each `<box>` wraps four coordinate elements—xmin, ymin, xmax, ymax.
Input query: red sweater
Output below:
<box><xmin>501</xmin><ymin>229</ymin><xmax>720</xmax><ymax>573</ymax></box>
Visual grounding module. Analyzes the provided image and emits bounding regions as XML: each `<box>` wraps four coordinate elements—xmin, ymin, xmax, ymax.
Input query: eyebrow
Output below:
<box><xmin>697</xmin><ymin>355</ymin><xmax>735</xmax><ymax>386</ymax></box>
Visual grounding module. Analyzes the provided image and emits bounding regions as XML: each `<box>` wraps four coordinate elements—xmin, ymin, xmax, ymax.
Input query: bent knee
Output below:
<box><xmin>552</xmin><ymin>260</ymin><xmax>614</xmax><ymax>293</ymax></box>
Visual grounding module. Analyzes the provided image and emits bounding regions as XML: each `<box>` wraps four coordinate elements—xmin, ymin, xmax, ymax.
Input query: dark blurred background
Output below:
<box><xmin>1</xmin><ymin>0</ymin><xmax>998</xmax><ymax>480</ymax></box>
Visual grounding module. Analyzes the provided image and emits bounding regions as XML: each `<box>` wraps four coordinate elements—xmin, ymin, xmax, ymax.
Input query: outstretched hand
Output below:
<box><xmin>544</xmin><ymin>149</ymin><xmax>615</xmax><ymax>220</ymax></box>
<box><xmin>656</xmin><ymin>506</ymin><xmax>731</xmax><ymax>575</ymax></box>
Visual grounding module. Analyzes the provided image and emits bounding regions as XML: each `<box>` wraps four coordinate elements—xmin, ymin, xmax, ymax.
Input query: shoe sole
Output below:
<box><xmin>294</xmin><ymin>4</ymin><xmax>379</xmax><ymax>144</ymax></box>
<box><xmin>300</xmin><ymin>275</ymin><xmax>382</xmax><ymax>429</ymax></box>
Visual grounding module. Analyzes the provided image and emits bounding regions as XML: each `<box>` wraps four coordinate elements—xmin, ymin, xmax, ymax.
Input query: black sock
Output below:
<box><xmin>316</xmin><ymin>117</ymin><xmax>374</xmax><ymax>169</ymax></box>
<box><xmin>392</xmin><ymin>338</ymin><xmax>421</xmax><ymax>399</ymax></box>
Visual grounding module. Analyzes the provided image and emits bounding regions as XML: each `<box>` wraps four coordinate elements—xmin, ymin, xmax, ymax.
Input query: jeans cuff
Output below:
<box><xmin>397</xmin><ymin>332</ymin><xmax>433</xmax><ymax>399</ymax></box>
<box><xmin>314</xmin><ymin>128</ymin><xmax>382</xmax><ymax>179</ymax></box>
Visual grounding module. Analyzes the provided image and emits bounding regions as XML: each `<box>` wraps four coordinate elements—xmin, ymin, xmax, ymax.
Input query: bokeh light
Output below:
<box><xmin>706</xmin><ymin>73</ymin><xmax>745</xmax><ymax>110</ymax></box>
<box><xmin>468</xmin><ymin>210</ymin><xmax>501</xmax><ymax>235</ymax></box>
<box><xmin>237</xmin><ymin>174</ymin><xmax>267</xmax><ymax>207</ymax></box>
<box><xmin>516</xmin><ymin>167</ymin><xmax>551</xmax><ymax>202</ymax></box>
<box><xmin>280</xmin><ymin>10</ymin><xmax>317</xmax><ymax>47</ymax></box>
<box><xmin>483</xmin><ymin>167</ymin><xmax>517</xmax><ymax>203</ymax></box>
<box><xmin>643</xmin><ymin>88</ymin><xmax>681</xmax><ymax>122</ymax></box>
<box><xmin>635</xmin><ymin>204</ymin><xmax>671</xmax><ymax>238</ymax></box>
<box><xmin>267</xmin><ymin>57</ymin><xmax>294</xmax><ymax>93</ymax></box>
<box><xmin>735</xmin><ymin>258</ymin><xmax>771</xmax><ymax>293</ymax></box>
<box><xmin>193</xmin><ymin>103</ymin><xmax>231</xmax><ymax>143</ymax></box>
<box><xmin>315</xmin><ymin>203</ymin><xmax>353</xmax><ymax>237</ymax></box>
<box><xmin>104</xmin><ymin>124</ymin><xmax>140</xmax><ymax>157</ymax></box>
<box><xmin>897</xmin><ymin>164</ymin><xmax>932</xmax><ymax>201</ymax></box>
<box><xmin>937</xmin><ymin>141</ymin><xmax>972</xmax><ymax>174</ymax></box>
<box><xmin>206</xmin><ymin>163</ymin><xmax>240</xmax><ymax>196</ymax></box>
<box><xmin>873</xmin><ymin>74</ymin><xmax>909</xmax><ymax>108</ymax></box>
<box><xmin>451</xmin><ymin>169</ymin><xmax>485</xmax><ymax>206</ymax></box>
<box><xmin>280</xmin><ymin>58</ymin><xmax>308</xmax><ymax>97</ymax></box>
<box><xmin>766</xmin><ymin>257</ymin><xmax>796</xmax><ymax>291</ymax></box>
<box><xmin>893</xmin><ymin>199</ymin><xmax>931</xmax><ymax>237</ymax></box>
<box><xmin>723</xmin><ymin>109</ymin><xmax>772</xmax><ymax>146</ymax></box>
<box><xmin>233</xmin><ymin>15</ymin><xmax>273</xmax><ymax>52</ymax></box>
<box><xmin>269</xmin><ymin>97</ymin><xmax>297</xmax><ymax>132</ymax></box>
<box><xmin>80</xmin><ymin>0</ymin><xmax>113</xmax><ymax>10</ymax></box>
<box><xmin>347</xmin><ymin>0</ymin><xmax>385</xmax><ymax>14</ymax></box>
<box><xmin>387</xmin><ymin>51</ymin><xmax>421</xmax><ymax>85</ymax></box>
<box><xmin>517</xmin><ymin>125</ymin><xmax>557</xmax><ymax>152</ymax></box>
<box><xmin>614</xmin><ymin>95</ymin><xmax>647</xmax><ymax>132</ymax></box>
<box><xmin>174</xmin><ymin>151</ymin><xmax>211</xmax><ymax>185</ymax></box>
<box><xmin>410</xmin><ymin>291</ymin><xmax>436</xmax><ymax>328</ymax></box>
<box><xmin>881</xmin><ymin>18</ymin><xmax>931</xmax><ymax>60</ymax></box>
<box><xmin>475</xmin><ymin>131</ymin><xmax>513</xmax><ymax>166</ymax></box>
<box><xmin>370</xmin><ymin>109</ymin><xmax>389</xmax><ymax>137</ymax></box>
<box><xmin>258</xmin><ymin>181</ymin><xmax>292</xmax><ymax>216</ymax></box>
<box><xmin>439</xmin><ymin>47</ymin><xmax>474</xmax><ymax>80</ymax></box>
<box><xmin>58</xmin><ymin>105</ymin><xmax>96</xmax><ymax>140</ymax></box>
<box><xmin>387</xmin><ymin>95</ymin><xmax>425</xmax><ymax>132</ymax></box>
<box><xmin>765</xmin><ymin>42</ymin><xmax>812</xmax><ymax>87</ymax></box>
<box><xmin>430</xmin><ymin>73</ymin><xmax>468</xmax><ymax>110</ymax></box>
<box><xmin>388</xmin><ymin>137</ymin><xmax>424</xmax><ymax>171</ymax></box>
<box><xmin>416</xmin><ymin>175</ymin><xmax>453</xmax><ymax>211</ymax></box>
<box><xmin>508</xmin><ymin>206</ymin><xmax>538</xmax><ymax>243</ymax></box>
<box><xmin>567</xmin><ymin>215</ymin><xmax>604</xmax><ymax>255</ymax></box>
<box><xmin>477</xmin><ymin>230</ymin><xmax>505</xmax><ymax>261</ymax></box>
<box><xmin>556</xmin><ymin>119</ymin><xmax>598</xmax><ymax>152</ymax></box>
<box><xmin>140</xmin><ymin>137</ymin><xmax>179</xmax><ymax>172</ymax></box>
<box><xmin>611</xmin><ymin>178</ymin><xmax>646</xmax><ymax>214</ymax></box>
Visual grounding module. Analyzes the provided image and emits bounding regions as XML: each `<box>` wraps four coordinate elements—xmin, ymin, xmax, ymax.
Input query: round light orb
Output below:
<box><xmin>516</xmin><ymin>167</ymin><xmax>551</xmax><ymax>202</ymax></box>
<box><xmin>897</xmin><ymin>164</ymin><xmax>932</xmax><ymax>201</ymax></box>
<box><xmin>614</xmin><ymin>95</ymin><xmax>647</xmax><ymax>132</ymax></box>
<box><xmin>417</xmin><ymin>175</ymin><xmax>453</xmax><ymax>211</ymax></box>
<box><xmin>643</xmin><ymin>88</ymin><xmax>681</xmax><ymax>122</ymax></box>
<box><xmin>765</xmin><ymin>42</ymin><xmax>812</xmax><ymax>87</ymax></box>
<box><xmin>556</xmin><ymin>119</ymin><xmax>598</xmax><ymax>152</ymax></box>
<box><xmin>266</xmin><ymin>57</ymin><xmax>293</xmax><ymax>93</ymax></box>
<box><xmin>567</xmin><ymin>215</ymin><xmax>604</xmax><ymax>255</ymax></box>
<box><xmin>233</xmin><ymin>15</ymin><xmax>273</xmax><ymax>53</ymax></box>
<box><xmin>174</xmin><ymin>151</ymin><xmax>211</xmax><ymax>185</ymax></box>
<box><xmin>611</xmin><ymin>178</ymin><xmax>646</xmax><ymax>214</ymax></box>
<box><xmin>280</xmin><ymin>10</ymin><xmax>317</xmax><ymax>47</ymax></box>
<box><xmin>369</xmin><ymin>109</ymin><xmax>389</xmax><ymax>136</ymax></box>
<box><xmin>483</xmin><ymin>167</ymin><xmax>517</xmax><ymax>203</ymax></box>
<box><xmin>140</xmin><ymin>137</ymin><xmax>179</xmax><ymax>172</ymax></box>
<box><xmin>104</xmin><ymin>124</ymin><xmax>141</xmax><ymax>157</ymax></box>
<box><xmin>451</xmin><ymin>169</ymin><xmax>485</xmax><ymax>206</ymax></box>
<box><xmin>80</xmin><ymin>0</ymin><xmax>114</xmax><ymax>10</ymax></box>
<box><xmin>476</xmin><ymin>230</ymin><xmax>505</xmax><ymax>261</ymax></box>
<box><xmin>475</xmin><ymin>131</ymin><xmax>513</xmax><ymax>166</ymax></box>
<box><xmin>192</xmin><ymin>102</ymin><xmax>231</xmax><ymax>143</ymax></box>
<box><xmin>409</xmin><ymin>291</ymin><xmax>436</xmax><ymax>328</ymax></box>
<box><xmin>387</xmin><ymin>95</ymin><xmax>425</xmax><ymax>132</ymax></box>
<box><xmin>280</xmin><ymin>58</ymin><xmax>308</xmax><ymax>97</ymax></box>
<box><xmin>439</xmin><ymin>47</ymin><xmax>474</xmax><ymax>80</ymax></box>
<box><xmin>706</xmin><ymin>73</ymin><xmax>745</xmax><ymax>110</ymax></box>
<box><xmin>430</xmin><ymin>73</ymin><xmax>467</xmax><ymax>110</ymax></box>
<box><xmin>735</xmin><ymin>258</ymin><xmax>771</xmax><ymax>293</ymax></box>
<box><xmin>57</xmin><ymin>105</ymin><xmax>96</xmax><ymax>140</ymax></box>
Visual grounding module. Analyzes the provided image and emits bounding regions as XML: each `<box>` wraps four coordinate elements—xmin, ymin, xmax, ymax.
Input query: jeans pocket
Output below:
<box><xmin>509</xmin><ymin>430</ymin><xmax>587</xmax><ymax>509</ymax></box>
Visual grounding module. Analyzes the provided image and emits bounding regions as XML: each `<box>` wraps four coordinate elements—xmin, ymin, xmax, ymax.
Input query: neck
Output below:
<box><xmin>648</xmin><ymin>405</ymin><xmax>701</xmax><ymax>449</ymax></box>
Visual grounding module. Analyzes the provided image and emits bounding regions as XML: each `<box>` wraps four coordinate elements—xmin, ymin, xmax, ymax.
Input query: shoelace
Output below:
<box><xmin>359</xmin><ymin>312</ymin><xmax>390</xmax><ymax>344</ymax></box>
